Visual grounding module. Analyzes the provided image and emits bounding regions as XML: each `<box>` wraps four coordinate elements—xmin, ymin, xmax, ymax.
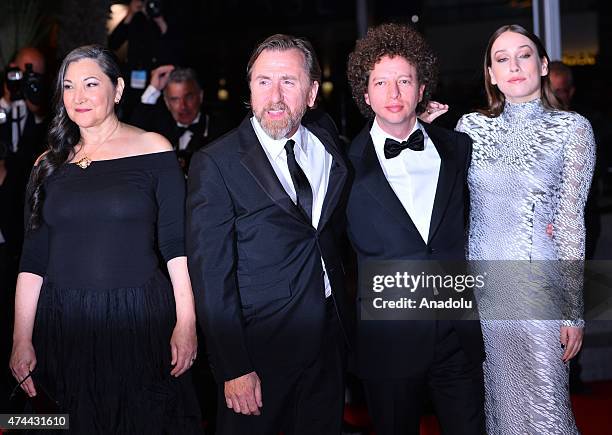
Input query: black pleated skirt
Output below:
<box><xmin>30</xmin><ymin>271</ymin><xmax>202</xmax><ymax>434</ymax></box>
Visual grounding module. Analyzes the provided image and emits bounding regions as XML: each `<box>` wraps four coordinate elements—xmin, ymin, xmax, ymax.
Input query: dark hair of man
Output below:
<box><xmin>245</xmin><ymin>34</ymin><xmax>322</xmax><ymax>84</ymax></box>
<box><xmin>27</xmin><ymin>44</ymin><xmax>122</xmax><ymax>231</ymax></box>
<box><xmin>347</xmin><ymin>22</ymin><xmax>438</xmax><ymax>118</ymax></box>
<box><xmin>163</xmin><ymin>67</ymin><xmax>201</xmax><ymax>96</ymax></box>
<box><xmin>481</xmin><ymin>24</ymin><xmax>562</xmax><ymax>117</ymax></box>
<box><xmin>548</xmin><ymin>60</ymin><xmax>573</xmax><ymax>85</ymax></box>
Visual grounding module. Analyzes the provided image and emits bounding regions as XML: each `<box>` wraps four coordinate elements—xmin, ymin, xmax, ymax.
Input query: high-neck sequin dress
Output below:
<box><xmin>456</xmin><ymin>99</ymin><xmax>595</xmax><ymax>434</ymax></box>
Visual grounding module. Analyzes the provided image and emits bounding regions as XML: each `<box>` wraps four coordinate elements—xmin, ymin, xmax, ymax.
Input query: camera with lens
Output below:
<box><xmin>5</xmin><ymin>63</ymin><xmax>45</xmax><ymax>106</ymax></box>
<box><xmin>145</xmin><ymin>0</ymin><xmax>163</xmax><ymax>18</ymax></box>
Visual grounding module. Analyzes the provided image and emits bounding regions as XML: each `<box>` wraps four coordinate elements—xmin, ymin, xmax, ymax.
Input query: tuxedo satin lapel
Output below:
<box><xmin>359</xmin><ymin>134</ymin><xmax>423</xmax><ymax>239</ymax></box>
<box><xmin>424</xmin><ymin>124</ymin><xmax>459</xmax><ymax>244</ymax></box>
<box><xmin>307</xmin><ymin>123</ymin><xmax>348</xmax><ymax>231</ymax></box>
<box><xmin>318</xmin><ymin>160</ymin><xmax>345</xmax><ymax>230</ymax></box>
<box><xmin>237</xmin><ymin>117</ymin><xmax>309</xmax><ymax>224</ymax></box>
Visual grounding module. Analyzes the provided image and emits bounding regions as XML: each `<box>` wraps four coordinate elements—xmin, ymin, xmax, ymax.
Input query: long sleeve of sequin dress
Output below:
<box><xmin>19</xmin><ymin>151</ymin><xmax>202</xmax><ymax>435</ymax></box>
<box><xmin>456</xmin><ymin>99</ymin><xmax>595</xmax><ymax>435</ymax></box>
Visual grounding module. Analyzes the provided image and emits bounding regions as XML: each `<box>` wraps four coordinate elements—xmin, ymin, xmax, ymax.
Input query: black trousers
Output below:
<box><xmin>216</xmin><ymin>297</ymin><xmax>346</xmax><ymax>435</ymax></box>
<box><xmin>364</xmin><ymin>321</ymin><xmax>485</xmax><ymax>435</ymax></box>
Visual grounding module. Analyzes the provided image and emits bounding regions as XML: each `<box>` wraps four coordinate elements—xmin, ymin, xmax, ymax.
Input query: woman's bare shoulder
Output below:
<box><xmin>120</xmin><ymin>124</ymin><xmax>173</xmax><ymax>155</ymax></box>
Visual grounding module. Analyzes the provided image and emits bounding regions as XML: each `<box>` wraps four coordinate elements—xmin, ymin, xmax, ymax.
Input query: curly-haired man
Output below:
<box><xmin>345</xmin><ymin>23</ymin><xmax>486</xmax><ymax>435</ymax></box>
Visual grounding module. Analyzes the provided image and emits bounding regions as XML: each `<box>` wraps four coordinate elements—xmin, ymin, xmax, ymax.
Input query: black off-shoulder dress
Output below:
<box><xmin>19</xmin><ymin>151</ymin><xmax>202</xmax><ymax>434</ymax></box>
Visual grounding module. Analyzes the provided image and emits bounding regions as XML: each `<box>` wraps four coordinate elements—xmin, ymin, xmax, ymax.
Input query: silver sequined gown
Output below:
<box><xmin>456</xmin><ymin>99</ymin><xmax>596</xmax><ymax>435</ymax></box>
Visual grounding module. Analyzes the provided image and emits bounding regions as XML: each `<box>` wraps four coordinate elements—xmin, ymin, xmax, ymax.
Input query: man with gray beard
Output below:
<box><xmin>186</xmin><ymin>34</ymin><xmax>351</xmax><ymax>435</ymax></box>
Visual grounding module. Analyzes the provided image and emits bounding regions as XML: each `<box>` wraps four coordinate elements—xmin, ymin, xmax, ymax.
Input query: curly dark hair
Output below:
<box><xmin>347</xmin><ymin>23</ymin><xmax>438</xmax><ymax>118</ymax></box>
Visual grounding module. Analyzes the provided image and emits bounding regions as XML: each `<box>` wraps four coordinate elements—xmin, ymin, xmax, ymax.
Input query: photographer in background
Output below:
<box><xmin>0</xmin><ymin>140</ymin><xmax>13</xmax><ymax>415</ymax></box>
<box><xmin>0</xmin><ymin>47</ymin><xmax>49</xmax><ymax>282</ymax></box>
<box><xmin>0</xmin><ymin>47</ymin><xmax>48</xmax><ymax>414</ymax></box>
<box><xmin>130</xmin><ymin>65</ymin><xmax>229</xmax><ymax>172</ymax></box>
<box><xmin>1</xmin><ymin>47</ymin><xmax>48</xmax><ymax>160</ymax></box>
<box><xmin>109</xmin><ymin>0</ymin><xmax>186</xmax><ymax>118</ymax></box>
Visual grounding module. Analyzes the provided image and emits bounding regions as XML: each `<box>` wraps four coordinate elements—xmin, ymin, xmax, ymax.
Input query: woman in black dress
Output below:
<box><xmin>9</xmin><ymin>45</ymin><xmax>202</xmax><ymax>434</ymax></box>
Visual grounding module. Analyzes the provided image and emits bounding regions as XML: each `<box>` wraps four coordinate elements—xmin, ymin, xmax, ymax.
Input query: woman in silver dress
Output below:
<box><xmin>452</xmin><ymin>25</ymin><xmax>596</xmax><ymax>434</ymax></box>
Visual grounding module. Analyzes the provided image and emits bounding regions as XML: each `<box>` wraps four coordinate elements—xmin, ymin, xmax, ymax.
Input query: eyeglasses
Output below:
<box><xmin>8</xmin><ymin>370</ymin><xmax>61</xmax><ymax>413</ymax></box>
<box><xmin>8</xmin><ymin>370</ymin><xmax>33</xmax><ymax>402</ymax></box>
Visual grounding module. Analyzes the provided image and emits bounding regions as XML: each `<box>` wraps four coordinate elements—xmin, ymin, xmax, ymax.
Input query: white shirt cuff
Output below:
<box><xmin>141</xmin><ymin>85</ymin><xmax>161</xmax><ymax>104</ymax></box>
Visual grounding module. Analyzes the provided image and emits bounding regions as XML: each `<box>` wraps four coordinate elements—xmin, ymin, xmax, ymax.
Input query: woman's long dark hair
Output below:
<box><xmin>480</xmin><ymin>24</ymin><xmax>563</xmax><ymax>117</ymax></box>
<box><xmin>27</xmin><ymin>44</ymin><xmax>122</xmax><ymax>231</ymax></box>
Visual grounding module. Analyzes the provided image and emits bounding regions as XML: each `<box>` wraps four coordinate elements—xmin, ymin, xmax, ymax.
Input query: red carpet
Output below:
<box><xmin>344</xmin><ymin>381</ymin><xmax>612</xmax><ymax>435</ymax></box>
<box><xmin>2</xmin><ymin>382</ymin><xmax>610</xmax><ymax>434</ymax></box>
<box><xmin>572</xmin><ymin>381</ymin><xmax>612</xmax><ymax>435</ymax></box>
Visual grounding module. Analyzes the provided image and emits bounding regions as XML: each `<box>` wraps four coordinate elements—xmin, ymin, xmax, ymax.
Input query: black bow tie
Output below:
<box><xmin>384</xmin><ymin>129</ymin><xmax>425</xmax><ymax>159</ymax></box>
<box><xmin>177</xmin><ymin>124</ymin><xmax>197</xmax><ymax>136</ymax></box>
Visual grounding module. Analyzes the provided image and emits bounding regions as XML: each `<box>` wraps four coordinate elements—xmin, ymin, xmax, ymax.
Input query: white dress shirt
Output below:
<box><xmin>140</xmin><ymin>84</ymin><xmax>162</xmax><ymax>104</ymax></box>
<box><xmin>251</xmin><ymin>116</ymin><xmax>333</xmax><ymax>297</ymax></box>
<box><xmin>371</xmin><ymin>118</ymin><xmax>441</xmax><ymax>242</ymax></box>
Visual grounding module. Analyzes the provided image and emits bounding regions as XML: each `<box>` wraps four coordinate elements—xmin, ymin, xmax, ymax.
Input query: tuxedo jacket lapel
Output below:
<box><xmin>351</xmin><ymin>123</ymin><xmax>461</xmax><ymax>245</ymax></box>
<box><xmin>307</xmin><ymin>122</ymin><xmax>348</xmax><ymax>231</ymax></box>
<box><xmin>423</xmin><ymin>123</ymin><xmax>460</xmax><ymax>244</ymax></box>
<box><xmin>237</xmin><ymin>116</ymin><xmax>310</xmax><ymax>225</ymax></box>
<box><xmin>352</xmin><ymin>126</ymin><xmax>423</xmax><ymax>240</ymax></box>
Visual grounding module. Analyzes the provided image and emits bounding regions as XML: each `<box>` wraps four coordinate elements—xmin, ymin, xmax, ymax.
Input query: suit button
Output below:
<box><xmin>427</xmin><ymin>247</ymin><xmax>435</xmax><ymax>254</ymax></box>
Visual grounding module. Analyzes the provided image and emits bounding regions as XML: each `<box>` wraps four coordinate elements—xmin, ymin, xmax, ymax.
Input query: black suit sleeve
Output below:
<box><xmin>186</xmin><ymin>150</ymin><xmax>253</xmax><ymax>381</ymax></box>
<box><xmin>458</xmin><ymin>132</ymin><xmax>473</xmax><ymax>255</ymax></box>
<box><xmin>461</xmin><ymin>133</ymin><xmax>472</xmax><ymax>172</ymax></box>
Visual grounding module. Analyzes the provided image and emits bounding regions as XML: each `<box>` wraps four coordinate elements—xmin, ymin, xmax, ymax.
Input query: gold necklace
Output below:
<box><xmin>74</xmin><ymin>123</ymin><xmax>120</xmax><ymax>169</ymax></box>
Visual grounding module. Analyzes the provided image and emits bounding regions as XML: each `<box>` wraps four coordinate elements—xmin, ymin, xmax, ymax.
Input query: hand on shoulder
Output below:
<box><xmin>419</xmin><ymin>101</ymin><xmax>449</xmax><ymax>123</ymax></box>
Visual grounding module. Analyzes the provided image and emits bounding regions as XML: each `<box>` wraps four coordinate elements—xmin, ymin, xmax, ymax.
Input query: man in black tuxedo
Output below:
<box><xmin>130</xmin><ymin>66</ymin><xmax>227</xmax><ymax>171</ymax></box>
<box><xmin>345</xmin><ymin>23</ymin><xmax>485</xmax><ymax>434</ymax></box>
<box><xmin>186</xmin><ymin>34</ymin><xmax>351</xmax><ymax>435</ymax></box>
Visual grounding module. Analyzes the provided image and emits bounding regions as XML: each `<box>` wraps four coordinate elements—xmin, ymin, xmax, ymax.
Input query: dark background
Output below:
<box><xmin>2</xmin><ymin>0</ymin><xmax>612</xmax><ymax>428</ymax></box>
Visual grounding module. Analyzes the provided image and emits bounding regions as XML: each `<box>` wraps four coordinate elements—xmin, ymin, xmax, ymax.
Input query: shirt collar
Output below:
<box><xmin>177</xmin><ymin>112</ymin><xmax>201</xmax><ymax>128</ymax></box>
<box><xmin>251</xmin><ymin>116</ymin><xmax>306</xmax><ymax>160</ymax></box>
